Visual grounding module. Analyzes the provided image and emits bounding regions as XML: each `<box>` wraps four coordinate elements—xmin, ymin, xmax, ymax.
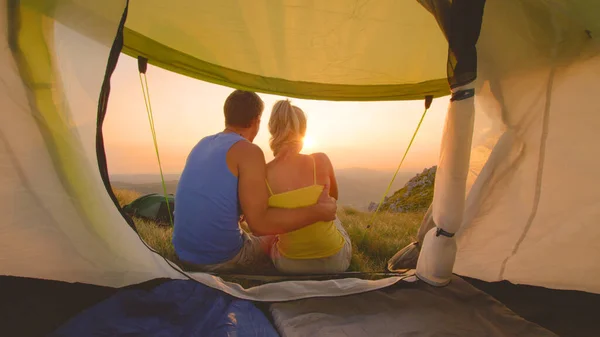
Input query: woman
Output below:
<box><xmin>265</xmin><ymin>99</ymin><xmax>352</xmax><ymax>274</ymax></box>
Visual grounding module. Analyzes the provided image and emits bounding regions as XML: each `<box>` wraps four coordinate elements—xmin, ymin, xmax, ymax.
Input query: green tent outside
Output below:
<box><xmin>123</xmin><ymin>194</ymin><xmax>175</xmax><ymax>226</ymax></box>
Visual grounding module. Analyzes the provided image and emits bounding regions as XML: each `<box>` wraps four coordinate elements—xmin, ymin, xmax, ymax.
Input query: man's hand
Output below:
<box><xmin>236</xmin><ymin>141</ymin><xmax>336</xmax><ymax>236</ymax></box>
<box><xmin>316</xmin><ymin>184</ymin><xmax>337</xmax><ymax>221</ymax></box>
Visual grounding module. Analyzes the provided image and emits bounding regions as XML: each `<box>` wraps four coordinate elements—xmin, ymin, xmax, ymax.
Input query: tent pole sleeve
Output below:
<box><xmin>416</xmin><ymin>83</ymin><xmax>476</xmax><ymax>286</ymax></box>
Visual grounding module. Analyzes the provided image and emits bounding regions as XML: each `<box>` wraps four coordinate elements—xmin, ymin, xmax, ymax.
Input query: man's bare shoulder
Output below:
<box><xmin>231</xmin><ymin>140</ymin><xmax>264</xmax><ymax>160</ymax></box>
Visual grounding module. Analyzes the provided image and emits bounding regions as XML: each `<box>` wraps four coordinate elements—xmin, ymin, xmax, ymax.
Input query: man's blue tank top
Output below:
<box><xmin>172</xmin><ymin>132</ymin><xmax>245</xmax><ymax>265</ymax></box>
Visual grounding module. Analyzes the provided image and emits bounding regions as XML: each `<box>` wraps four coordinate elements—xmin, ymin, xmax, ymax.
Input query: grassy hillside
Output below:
<box><xmin>338</xmin><ymin>207</ymin><xmax>423</xmax><ymax>272</ymax></box>
<box><xmin>114</xmin><ymin>188</ymin><xmax>423</xmax><ymax>273</ymax></box>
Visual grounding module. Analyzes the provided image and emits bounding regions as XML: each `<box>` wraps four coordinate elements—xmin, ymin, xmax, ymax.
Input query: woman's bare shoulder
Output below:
<box><xmin>310</xmin><ymin>152</ymin><xmax>333</xmax><ymax>168</ymax></box>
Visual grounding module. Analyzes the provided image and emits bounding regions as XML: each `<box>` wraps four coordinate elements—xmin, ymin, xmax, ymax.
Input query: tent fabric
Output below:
<box><xmin>0</xmin><ymin>0</ymin><xmax>185</xmax><ymax>288</ymax></box>
<box><xmin>122</xmin><ymin>0</ymin><xmax>451</xmax><ymax>101</ymax></box>
<box><xmin>450</xmin><ymin>0</ymin><xmax>600</xmax><ymax>294</ymax></box>
<box><xmin>181</xmin><ymin>271</ymin><xmax>412</xmax><ymax>302</ymax></box>
<box><xmin>270</xmin><ymin>275</ymin><xmax>556</xmax><ymax>337</ymax></box>
<box><xmin>392</xmin><ymin>0</ymin><xmax>600</xmax><ymax>294</ymax></box>
<box><xmin>48</xmin><ymin>279</ymin><xmax>279</xmax><ymax>337</ymax></box>
<box><xmin>418</xmin><ymin>0</ymin><xmax>486</xmax><ymax>89</ymax></box>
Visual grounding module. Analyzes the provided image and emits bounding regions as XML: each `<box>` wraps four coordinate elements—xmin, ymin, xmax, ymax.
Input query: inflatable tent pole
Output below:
<box><xmin>416</xmin><ymin>84</ymin><xmax>475</xmax><ymax>286</ymax></box>
<box><xmin>393</xmin><ymin>0</ymin><xmax>485</xmax><ymax>285</ymax></box>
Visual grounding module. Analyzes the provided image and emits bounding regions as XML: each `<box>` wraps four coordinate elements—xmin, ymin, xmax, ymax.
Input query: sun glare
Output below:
<box><xmin>303</xmin><ymin>135</ymin><xmax>317</xmax><ymax>151</ymax></box>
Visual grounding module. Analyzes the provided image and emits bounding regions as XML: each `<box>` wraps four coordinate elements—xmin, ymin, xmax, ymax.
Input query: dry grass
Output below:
<box><xmin>113</xmin><ymin>188</ymin><xmax>423</xmax><ymax>273</ymax></box>
<box><xmin>112</xmin><ymin>188</ymin><xmax>179</xmax><ymax>262</ymax></box>
<box><xmin>113</xmin><ymin>188</ymin><xmax>142</xmax><ymax>207</ymax></box>
<box><xmin>135</xmin><ymin>218</ymin><xmax>178</xmax><ymax>262</ymax></box>
<box><xmin>339</xmin><ymin>207</ymin><xmax>423</xmax><ymax>272</ymax></box>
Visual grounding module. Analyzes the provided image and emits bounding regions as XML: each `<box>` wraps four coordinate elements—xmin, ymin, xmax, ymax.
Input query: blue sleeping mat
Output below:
<box><xmin>48</xmin><ymin>279</ymin><xmax>278</xmax><ymax>337</ymax></box>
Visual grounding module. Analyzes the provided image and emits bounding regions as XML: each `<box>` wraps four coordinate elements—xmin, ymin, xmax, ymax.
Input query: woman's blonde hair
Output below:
<box><xmin>268</xmin><ymin>99</ymin><xmax>307</xmax><ymax>156</ymax></box>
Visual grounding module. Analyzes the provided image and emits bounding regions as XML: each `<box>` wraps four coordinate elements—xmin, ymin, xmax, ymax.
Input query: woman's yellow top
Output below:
<box><xmin>266</xmin><ymin>157</ymin><xmax>345</xmax><ymax>259</ymax></box>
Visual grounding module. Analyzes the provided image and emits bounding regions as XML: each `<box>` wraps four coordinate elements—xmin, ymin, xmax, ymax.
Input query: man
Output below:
<box><xmin>172</xmin><ymin>90</ymin><xmax>337</xmax><ymax>273</ymax></box>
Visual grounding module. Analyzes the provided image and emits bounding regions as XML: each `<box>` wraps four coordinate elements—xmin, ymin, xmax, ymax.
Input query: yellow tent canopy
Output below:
<box><xmin>123</xmin><ymin>0</ymin><xmax>452</xmax><ymax>101</ymax></box>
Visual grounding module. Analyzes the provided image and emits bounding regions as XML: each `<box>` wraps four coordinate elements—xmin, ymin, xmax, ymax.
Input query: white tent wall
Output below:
<box><xmin>452</xmin><ymin>0</ymin><xmax>600</xmax><ymax>294</ymax></box>
<box><xmin>503</xmin><ymin>54</ymin><xmax>600</xmax><ymax>292</ymax></box>
<box><xmin>0</xmin><ymin>0</ymin><xmax>183</xmax><ymax>287</ymax></box>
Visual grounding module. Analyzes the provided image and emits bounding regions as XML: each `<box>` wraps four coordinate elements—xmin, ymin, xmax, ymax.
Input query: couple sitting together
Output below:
<box><xmin>172</xmin><ymin>90</ymin><xmax>352</xmax><ymax>274</ymax></box>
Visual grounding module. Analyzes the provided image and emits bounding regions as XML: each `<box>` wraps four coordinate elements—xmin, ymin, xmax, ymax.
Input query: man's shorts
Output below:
<box><xmin>181</xmin><ymin>231</ymin><xmax>276</xmax><ymax>273</ymax></box>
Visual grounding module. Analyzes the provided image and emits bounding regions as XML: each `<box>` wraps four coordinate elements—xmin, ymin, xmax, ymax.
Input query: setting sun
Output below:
<box><xmin>104</xmin><ymin>55</ymin><xmax>448</xmax><ymax>174</ymax></box>
<box><xmin>302</xmin><ymin>135</ymin><xmax>317</xmax><ymax>151</ymax></box>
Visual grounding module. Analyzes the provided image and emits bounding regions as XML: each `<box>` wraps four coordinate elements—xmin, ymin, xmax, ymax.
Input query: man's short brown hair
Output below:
<box><xmin>224</xmin><ymin>90</ymin><xmax>264</xmax><ymax>128</ymax></box>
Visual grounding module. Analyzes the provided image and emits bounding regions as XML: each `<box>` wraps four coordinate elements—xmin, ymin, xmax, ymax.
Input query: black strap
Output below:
<box><xmin>450</xmin><ymin>88</ymin><xmax>475</xmax><ymax>102</ymax></box>
<box><xmin>436</xmin><ymin>227</ymin><xmax>455</xmax><ymax>238</ymax></box>
<box><xmin>137</xmin><ymin>56</ymin><xmax>148</xmax><ymax>74</ymax></box>
<box><xmin>425</xmin><ymin>94</ymin><xmax>434</xmax><ymax>109</ymax></box>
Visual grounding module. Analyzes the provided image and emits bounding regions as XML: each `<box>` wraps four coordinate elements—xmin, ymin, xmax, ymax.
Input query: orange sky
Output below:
<box><xmin>104</xmin><ymin>55</ymin><xmax>449</xmax><ymax>175</ymax></box>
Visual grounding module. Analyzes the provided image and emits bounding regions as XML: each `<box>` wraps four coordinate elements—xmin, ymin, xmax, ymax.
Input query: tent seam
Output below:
<box><xmin>498</xmin><ymin>66</ymin><xmax>555</xmax><ymax>280</ymax></box>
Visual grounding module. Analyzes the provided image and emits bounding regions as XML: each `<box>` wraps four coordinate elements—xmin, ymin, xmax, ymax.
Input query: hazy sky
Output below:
<box><xmin>104</xmin><ymin>54</ymin><xmax>449</xmax><ymax>174</ymax></box>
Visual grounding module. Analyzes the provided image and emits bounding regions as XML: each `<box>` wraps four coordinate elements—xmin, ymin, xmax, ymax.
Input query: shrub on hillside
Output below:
<box><xmin>369</xmin><ymin>166</ymin><xmax>436</xmax><ymax>213</ymax></box>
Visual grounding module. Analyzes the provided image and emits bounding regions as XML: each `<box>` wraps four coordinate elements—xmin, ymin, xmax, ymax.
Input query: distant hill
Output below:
<box><xmin>110</xmin><ymin>168</ymin><xmax>416</xmax><ymax>209</ymax></box>
<box><xmin>110</xmin><ymin>174</ymin><xmax>181</xmax><ymax>185</ymax></box>
<box><xmin>335</xmin><ymin>168</ymin><xmax>415</xmax><ymax>210</ymax></box>
<box><xmin>111</xmin><ymin>180</ymin><xmax>179</xmax><ymax>195</ymax></box>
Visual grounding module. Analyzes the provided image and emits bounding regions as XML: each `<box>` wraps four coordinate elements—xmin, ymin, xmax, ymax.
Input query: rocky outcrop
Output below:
<box><xmin>369</xmin><ymin>166</ymin><xmax>436</xmax><ymax>213</ymax></box>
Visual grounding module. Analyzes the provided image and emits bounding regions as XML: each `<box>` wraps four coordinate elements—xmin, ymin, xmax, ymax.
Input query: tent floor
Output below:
<box><xmin>1</xmin><ymin>275</ymin><xmax>598</xmax><ymax>337</ymax></box>
<box><xmin>464</xmin><ymin>277</ymin><xmax>600</xmax><ymax>337</ymax></box>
